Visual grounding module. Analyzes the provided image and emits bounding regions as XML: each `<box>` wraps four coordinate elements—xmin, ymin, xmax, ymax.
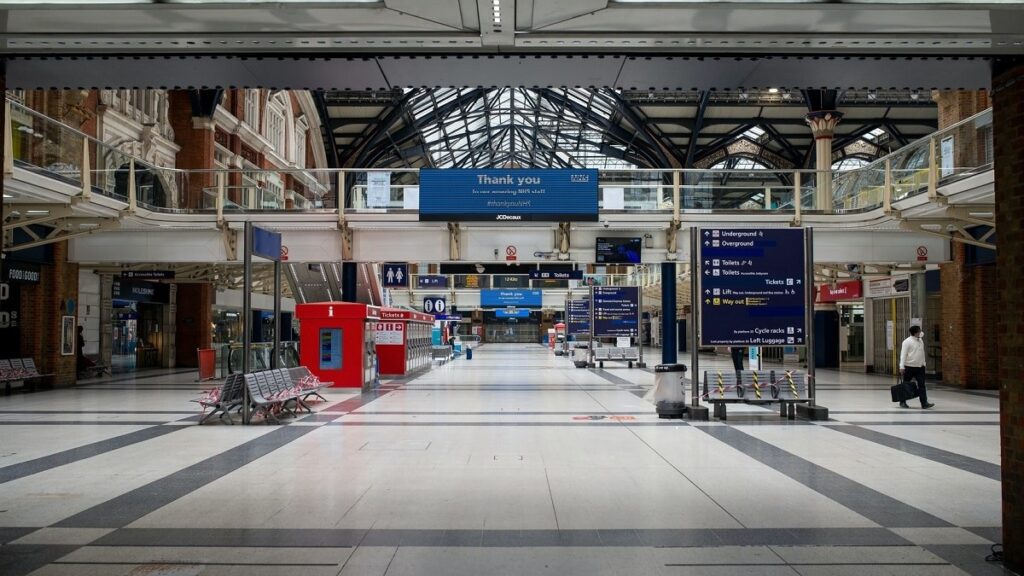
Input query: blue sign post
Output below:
<box><xmin>698</xmin><ymin>228</ymin><xmax>807</xmax><ymax>346</ymax></box>
<box><xmin>418</xmin><ymin>169</ymin><xmax>599</xmax><ymax>222</ymax></box>
<box><xmin>566</xmin><ymin>299</ymin><xmax>591</xmax><ymax>335</ymax></box>
<box><xmin>592</xmin><ymin>287</ymin><xmax>640</xmax><ymax>338</ymax></box>
<box><xmin>382</xmin><ymin>263</ymin><xmax>408</xmax><ymax>288</ymax></box>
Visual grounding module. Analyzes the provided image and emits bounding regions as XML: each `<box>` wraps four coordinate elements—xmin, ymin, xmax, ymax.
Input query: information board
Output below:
<box><xmin>418</xmin><ymin>168</ymin><xmax>598</xmax><ymax>222</ymax></box>
<box><xmin>480</xmin><ymin>289</ymin><xmax>543</xmax><ymax>308</ymax></box>
<box><xmin>529</xmin><ymin>270</ymin><xmax>583</xmax><ymax>280</ymax></box>
<box><xmin>698</xmin><ymin>228</ymin><xmax>807</xmax><ymax>346</ymax></box>
<box><xmin>374</xmin><ymin>322</ymin><xmax>404</xmax><ymax>345</ymax></box>
<box><xmin>566</xmin><ymin>299</ymin><xmax>591</xmax><ymax>334</ymax></box>
<box><xmin>592</xmin><ymin>286</ymin><xmax>639</xmax><ymax>338</ymax></box>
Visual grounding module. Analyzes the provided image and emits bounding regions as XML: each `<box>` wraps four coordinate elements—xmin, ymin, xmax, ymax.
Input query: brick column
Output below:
<box><xmin>933</xmin><ymin>91</ymin><xmax>995</xmax><ymax>388</ymax></box>
<box><xmin>168</xmin><ymin>91</ymin><xmax>215</xmax><ymax>210</ymax></box>
<box><xmin>19</xmin><ymin>241</ymin><xmax>79</xmax><ymax>386</ymax></box>
<box><xmin>993</xmin><ymin>58</ymin><xmax>1024</xmax><ymax>573</ymax></box>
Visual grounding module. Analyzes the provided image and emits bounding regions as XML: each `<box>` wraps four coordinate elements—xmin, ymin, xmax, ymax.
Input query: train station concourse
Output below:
<box><xmin>1</xmin><ymin>1</ymin><xmax>1023</xmax><ymax>575</ymax></box>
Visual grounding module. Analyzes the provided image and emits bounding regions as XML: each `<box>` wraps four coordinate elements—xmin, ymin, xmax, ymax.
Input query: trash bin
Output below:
<box><xmin>653</xmin><ymin>363</ymin><xmax>688</xmax><ymax>419</ymax></box>
<box><xmin>572</xmin><ymin>344</ymin><xmax>589</xmax><ymax>368</ymax></box>
<box><xmin>466</xmin><ymin>347</ymin><xmax>473</xmax><ymax>360</ymax></box>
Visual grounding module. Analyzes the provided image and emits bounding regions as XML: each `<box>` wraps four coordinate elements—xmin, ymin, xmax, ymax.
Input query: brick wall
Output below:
<box><xmin>933</xmin><ymin>91</ymin><xmax>998</xmax><ymax>388</ymax></box>
<box><xmin>175</xmin><ymin>283</ymin><xmax>213</xmax><ymax>367</ymax></box>
<box><xmin>18</xmin><ymin>241</ymin><xmax>79</xmax><ymax>387</ymax></box>
<box><xmin>168</xmin><ymin>90</ymin><xmax>215</xmax><ymax>209</ymax></box>
<box><xmin>993</xmin><ymin>59</ymin><xmax>1024</xmax><ymax>573</ymax></box>
<box><xmin>940</xmin><ymin>243</ymin><xmax>998</xmax><ymax>388</ymax></box>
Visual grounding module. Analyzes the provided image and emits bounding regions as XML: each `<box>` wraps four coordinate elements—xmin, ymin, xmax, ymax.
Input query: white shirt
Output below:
<box><xmin>899</xmin><ymin>336</ymin><xmax>926</xmax><ymax>369</ymax></box>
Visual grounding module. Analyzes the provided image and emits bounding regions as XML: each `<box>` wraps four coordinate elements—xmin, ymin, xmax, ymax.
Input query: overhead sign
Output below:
<box><xmin>480</xmin><ymin>289</ymin><xmax>543</xmax><ymax>308</ymax></box>
<box><xmin>865</xmin><ymin>275</ymin><xmax>911</xmax><ymax>298</ymax></box>
<box><xmin>112</xmin><ymin>279</ymin><xmax>171</xmax><ymax>304</ymax></box>
<box><xmin>251</xmin><ymin>226</ymin><xmax>282</xmax><ymax>262</ymax></box>
<box><xmin>566</xmin><ymin>299</ymin><xmax>591</xmax><ymax>334</ymax></box>
<box><xmin>382</xmin><ymin>263</ymin><xmax>408</xmax><ymax>288</ymax></box>
<box><xmin>418</xmin><ymin>168</ymin><xmax>599</xmax><ymax>222</ymax></box>
<box><xmin>529</xmin><ymin>270</ymin><xmax>583</xmax><ymax>280</ymax></box>
<box><xmin>496</xmin><ymin>308</ymin><xmax>530</xmax><ymax>318</ymax></box>
<box><xmin>435</xmin><ymin>314</ymin><xmax>462</xmax><ymax>321</ymax></box>
<box><xmin>423</xmin><ymin>297</ymin><xmax>447</xmax><ymax>315</ymax></box>
<box><xmin>121</xmin><ymin>270</ymin><xmax>175</xmax><ymax>280</ymax></box>
<box><xmin>818</xmin><ymin>280</ymin><xmax>863</xmax><ymax>303</ymax></box>
<box><xmin>699</xmin><ymin>228</ymin><xmax>807</xmax><ymax>346</ymax></box>
<box><xmin>2</xmin><ymin>261</ymin><xmax>41</xmax><ymax>284</ymax></box>
<box><xmin>592</xmin><ymin>286</ymin><xmax>639</xmax><ymax>338</ymax></box>
<box><xmin>418</xmin><ymin>275</ymin><xmax>448</xmax><ymax>288</ymax></box>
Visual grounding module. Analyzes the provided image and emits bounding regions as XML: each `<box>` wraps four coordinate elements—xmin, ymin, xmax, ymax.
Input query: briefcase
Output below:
<box><xmin>890</xmin><ymin>378</ymin><xmax>920</xmax><ymax>403</ymax></box>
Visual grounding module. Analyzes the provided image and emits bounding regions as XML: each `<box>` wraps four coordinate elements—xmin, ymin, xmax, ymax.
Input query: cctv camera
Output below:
<box><xmin>602</xmin><ymin>220</ymin><xmax>610</xmax><ymax>228</ymax></box>
<box><xmin>475</xmin><ymin>263</ymin><xmax>486</xmax><ymax>274</ymax></box>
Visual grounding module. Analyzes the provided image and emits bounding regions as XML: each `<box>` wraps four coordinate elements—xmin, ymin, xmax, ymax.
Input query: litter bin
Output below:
<box><xmin>653</xmin><ymin>363</ymin><xmax>688</xmax><ymax>419</ymax></box>
<box><xmin>572</xmin><ymin>344</ymin><xmax>590</xmax><ymax>368</ymax></box>
<box><xmin>466</xmin><ymin>347</ymin><xmax>473</xmax><ymax>360</ymax></box>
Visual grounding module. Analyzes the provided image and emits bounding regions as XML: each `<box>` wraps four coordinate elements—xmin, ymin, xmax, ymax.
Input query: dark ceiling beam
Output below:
<box><xmin>760</xmin><ymin>123</ymin><xmax>803</xmax><ymax>166</ymax></box>
<box><xmin>684</xmin><ymin>90</ymin><xmax>711</xmax><ymax>168</ymax></box>
<box><xmin>884</xmin><ymin>121</ymin><xmax>910</xmax><ymax>147</ymax></box>
<box><xmin>313</xmin><ymin>90</ymin><xmax>342</xmax><ymax>168</ymax></box>
<box><xmin>604</xmin><ymin>89</ymin><xmax>682</xmax><ymax>167</ymax></box>
<box><xmin>648</xmin><ymin>118</ymin><xmax>937</xmax><ymax>129</ymax></box>
<box><xmin>329</xmin><ymin>117</ymin><xmax>381</xmax><ymax>129</ymax></box>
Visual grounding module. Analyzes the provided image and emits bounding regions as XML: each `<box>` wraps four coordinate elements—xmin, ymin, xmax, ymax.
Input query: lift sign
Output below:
<box><xmin>374</xmin><ymin>322</ymin><xmax>404</xmax><ymax>345</ymax></box>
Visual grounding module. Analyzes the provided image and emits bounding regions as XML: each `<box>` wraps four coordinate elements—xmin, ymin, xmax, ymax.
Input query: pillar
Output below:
<box><xmin>342</xmin><ymin>262</ymin><xmax>358</xmax><ymax>303</ymax></box>
<box><xmin>993</xmin><ymin>57</ymin><xmax>1024</xmax><ymax>572</ymax></box>
<box><xmin>806</xmin><ymin>111</ymin><xmax>842</xmax><ymax>210</ymax></box>
<box><xmin>661</xmin><ymin>262</ymin><xmax>677</xmax><ymax>365</ymax></box>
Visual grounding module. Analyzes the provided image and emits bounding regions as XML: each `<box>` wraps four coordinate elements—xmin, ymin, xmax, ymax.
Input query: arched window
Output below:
<box><xmin>244</xmin><ymin>89</ymin><xmax>260</xmax><ymax>128</ymax></box>
<box><xmin>295</xmin><ymin>116</ymin><xmax>308</xmax><ymax>168</ymax></box>
<box><xmin>265</xmin><ymin>92</ymin><xmax>287</xmax><ymax>154</ymax></box>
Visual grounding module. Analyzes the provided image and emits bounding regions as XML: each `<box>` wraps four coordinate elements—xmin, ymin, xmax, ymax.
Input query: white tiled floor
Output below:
<box><xmin>0</xmin><ymin>344</ymin><xmax>1010</xmax><ymax>576</ymax></box>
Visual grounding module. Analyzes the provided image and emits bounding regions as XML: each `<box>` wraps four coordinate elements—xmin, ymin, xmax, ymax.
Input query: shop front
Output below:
<box><xmin>110</xmin><ymin>278</ymin><xmax>172</xmax><ymax>372</ymax></box>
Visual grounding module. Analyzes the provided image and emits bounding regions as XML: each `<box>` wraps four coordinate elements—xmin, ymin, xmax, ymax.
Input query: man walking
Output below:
<box><xmin>899</xmin><ymin>325</ymin><xmax>934</xmax><ymax>409</ymax></box>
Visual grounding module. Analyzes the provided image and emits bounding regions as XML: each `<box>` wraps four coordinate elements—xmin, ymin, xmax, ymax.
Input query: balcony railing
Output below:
<box><xmin>4</xmin><ymin>99</ymin><xmax>993</xmax><ymax>220</ymax></box>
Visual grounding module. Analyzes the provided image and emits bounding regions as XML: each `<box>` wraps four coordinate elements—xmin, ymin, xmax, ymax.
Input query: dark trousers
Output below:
<box><xmin>903</xmin><ymin>365</ymin><xmax>929</xmax><ymax>406</ymax></box>
<box><xmin>730</xmin><ymin>347</ymin><xmax>744</xmax><ymax>371</ymax></box>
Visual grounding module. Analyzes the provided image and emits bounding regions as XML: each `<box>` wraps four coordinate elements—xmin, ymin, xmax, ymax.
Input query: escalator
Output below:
<box><xmin>284</xmin><ymin>262</ymin><xmax>383</xmax><ymax>305</ymax></box>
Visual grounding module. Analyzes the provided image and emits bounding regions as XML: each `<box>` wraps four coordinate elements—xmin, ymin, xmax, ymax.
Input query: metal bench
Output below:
<box><xmin>1</xmin><ymin>358</ymin><xmax>54</xmax><ymax>394</ymax></box>
<box><xmin>592</xmin><ymin>346</ymin><xmax>641</xmax><ymax>368</ymax></box>
<box><xmin>289</xmin><ymin>366</ymin><xmax>330</xmax><ymax>403</ymax></box>
<box><xmin>192</xmin><ymin>373</ymin><xmax>246</xmax><ymax>425</ymax></box>
<box><xmin>702</xmin><ymin>369</ymin><xmax>812</xmax><ymax>420</ymax></box>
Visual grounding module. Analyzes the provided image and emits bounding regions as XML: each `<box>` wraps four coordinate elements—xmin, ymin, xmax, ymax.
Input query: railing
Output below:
<box><xmin>403</xmin><ymin>273</ymin><xmax>645</xmax><ymax>291</ymax></box>
<box><xmin>4</xmin><ymin>99</ymin><xmax>994</xmax><ymax>220</ymax></box>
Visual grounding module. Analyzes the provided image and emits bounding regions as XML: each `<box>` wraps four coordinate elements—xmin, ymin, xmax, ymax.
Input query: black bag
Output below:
<box><xmin>890</xmin><ymin>377</ymin><xmax>920</xmax><ymax>402</ymax></box>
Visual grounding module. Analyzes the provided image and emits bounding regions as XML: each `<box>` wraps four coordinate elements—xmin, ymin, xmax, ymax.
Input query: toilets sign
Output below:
<box><xmin>382</xmin><ymin>263</ymin><xmax>408</xmax><ymax>288</ymax></box>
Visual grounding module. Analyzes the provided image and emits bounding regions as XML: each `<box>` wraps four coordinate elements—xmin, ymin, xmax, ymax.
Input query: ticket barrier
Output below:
<box><xmin>375</xmin><ymin>308</ymin><xmax>435</xmax><ymax>377</ymax></box>
<box><xmin>295</xmin><ymin>302</ymin><xmax>381</xmax><ymax>389</ymax></box>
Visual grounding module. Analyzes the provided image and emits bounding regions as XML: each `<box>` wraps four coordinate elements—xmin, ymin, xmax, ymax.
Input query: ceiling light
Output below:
<box><xmin>910</xmin><ymin>91</ymin><xmax>920</xmax><ymax>100</ymax></box>
<box><xmin>867</xmin><ymin>91</ymin><xmax>877</xmax><ymax>100</ymax></box>
<box><xmin>493</xmin><ymin>17</ymin><xmax>500</xmax><ymax>23</ymax></box>
<box><xmin>2</xmin><ymin>193</ymin><xmax>12</xmax><ymax>198</ymax></box>
<box><xmin>26</xmin><ymin>210</ymin><xmax>49</xmax><ymax>215</ymax></box>
<box><xmin>767</xmin><ymin>87</ymin><xmax>779</xmax><ymax>94</ymax></box>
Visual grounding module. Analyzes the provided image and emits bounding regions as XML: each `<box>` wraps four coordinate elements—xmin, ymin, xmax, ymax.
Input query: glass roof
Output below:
<box><xmin>407</xmin><ymin>87</ymin><xmax>638</xmax><ymax>170</ymax></box>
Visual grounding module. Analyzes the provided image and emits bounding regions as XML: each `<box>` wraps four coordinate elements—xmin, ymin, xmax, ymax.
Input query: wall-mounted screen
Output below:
<box><xmin>596</xmin><ymin>237</ymin><xmax>641</xmax><ymax>264</ymax></box>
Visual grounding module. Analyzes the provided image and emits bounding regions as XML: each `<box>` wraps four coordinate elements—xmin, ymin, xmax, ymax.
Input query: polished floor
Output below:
<box><xmin>0</xmin><ymin>345</ymin><xmax>1009</xmax><ymax>576</ymax></box>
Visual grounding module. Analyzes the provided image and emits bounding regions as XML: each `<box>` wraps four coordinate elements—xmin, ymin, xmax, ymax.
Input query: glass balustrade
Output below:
<box><xmin>5</xmin><ymin>99</ymin><xmax>993</xmax><ymax>219</ymax></box>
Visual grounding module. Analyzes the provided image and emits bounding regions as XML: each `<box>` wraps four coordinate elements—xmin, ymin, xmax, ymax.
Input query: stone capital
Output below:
<box><xmin>805</xmin><ymin>110</ymin><xmax>844</xmax><ymax>139</ymax></box>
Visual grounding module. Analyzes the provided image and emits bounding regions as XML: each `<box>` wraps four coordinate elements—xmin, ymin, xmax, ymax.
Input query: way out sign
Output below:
<box><xmin>423</xmin><ymin>297</ymin><xmax>447</xmax><ymax>315</ymax></box>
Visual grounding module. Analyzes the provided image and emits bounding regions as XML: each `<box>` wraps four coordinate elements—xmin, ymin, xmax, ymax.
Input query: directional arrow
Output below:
<box><xmin>704</xmin><ymin>260</ymin><xmax>709</xmax><ymax>266</ymax></box>
<box><xmin>796</xmin><ymin>279</ymin><xmax>802</xmax><ymax>284</ymax></box>
<box><xmin>704</xmin><ymin>230</ymin><xmax>710</xmax><ymax>236</ymax></box>
<box><xmin>704</xmin><ymin>269</ymin><xmax>710</xmax><ymax>275</ymax></box>
<box><xmin>705</xmin><ymin>289</ymin><xmax>710</xmax><ymax>295</ymax></box>
<box><xmin>705</xmin><ymin>299</ymin><xmax>711</xmax><ymax>304</ymax></box>
<box><xmin>704</xmin><ymin>241</ymin><xmax>710</xmax><ymax>246</ymax></box>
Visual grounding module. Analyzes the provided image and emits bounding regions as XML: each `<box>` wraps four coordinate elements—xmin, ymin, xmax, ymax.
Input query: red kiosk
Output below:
<box><xmin>295</xmin><ymin>302</ymin><xmax>381</xmax><ymax>388</ymax></box>
<box><xmin>376</xmin><ymin>308</ymin><xmax>435</xmax><ymax>376</ymax></box>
